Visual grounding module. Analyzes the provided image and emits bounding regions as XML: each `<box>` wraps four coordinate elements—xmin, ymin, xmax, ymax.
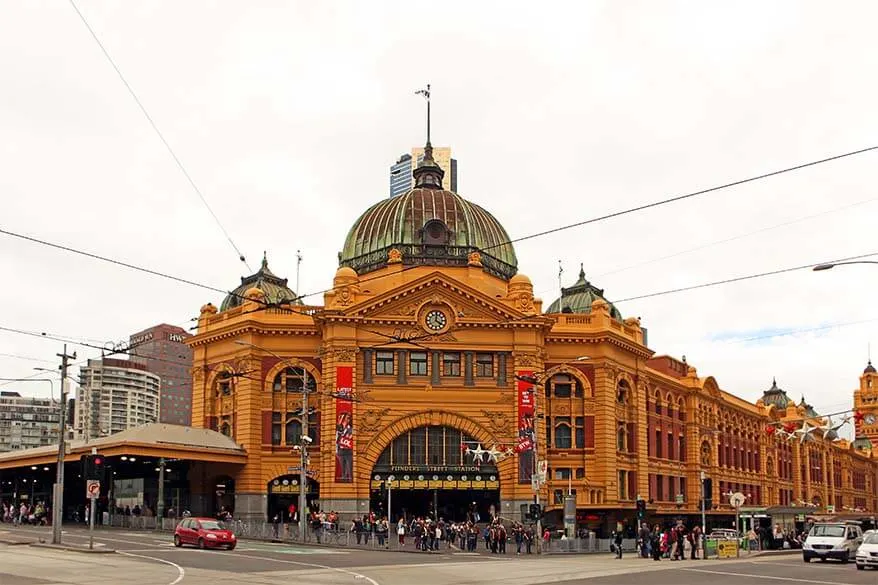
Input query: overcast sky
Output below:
<box><xmin>1</xmin><ymin>1</ymin><xmax>876</xmax><ymax>434</ymax></box>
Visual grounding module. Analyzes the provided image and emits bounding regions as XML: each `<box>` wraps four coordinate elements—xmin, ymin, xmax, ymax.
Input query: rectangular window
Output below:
<box><xmin>680</xmin><ymin>477</ymin><xmax>687</xmax><ymax>501</ymax></box>
<box><xmin>475</xmin><ymin>353</ymin><xmax>494</xmax><ymax>377</ymax></box>
<box><xmin>553</xmin><ymin>382</ymin><xmax>571</xmax><ymax>398</ymax></box>
<box><xmin>271</xmin><ymin>412</ymin><xmax>281</xmax><ymax>446</ymax></box>
<box><xmin>655</xmin><ymin>430</ymin><xmax>662</xmax><ymax>458</ymax></box>
<box><xmin>442</xmin><ymin>352</ymin><xmax>461</xmax><ymax>376</ymax></box>
<box><xmin>678</xmin><ymin>435</ymin><xmax>686</xmax><ymax>462</ymax></box>
<box><xmin>656</xmin><ymin>474</ymin><xmax>664</xmax><ymax>501</ymax></box>
<box><xmin>410</xmin><ymin>352</ymin><xmax>428</xmax><ymax>376</ymax></box>
<box><xmin>554</xmin><ymin>489</ymin><xmax>564</xmax><ymax>505</ymax></box>
<box><xmin>667</xmin><ymin>432</ymin><xmax>674</xmax><ymax>460</ymax></box>
<box><xmin>376</xmin><ymin>351</ymin><xmax>394</xmax><ymax>375</ymax></box>
<box><xmin>618</xmin><ymin>470</ymin><xmax>627</xmax><ymax>500</ymax></box>
<box><xmin>575</xmin><ymin>417</ymin><xmax>585</xmax><ymax>449</ymax></box>
<box><xmin>554</xmin><ymin>468</ymin><xmax>571</xmax><ymax>480</ymax></box>
<box><xmin>576</xmin><ymin>467</ymin><xmax>585</xmax><ymax>479</ymax></box>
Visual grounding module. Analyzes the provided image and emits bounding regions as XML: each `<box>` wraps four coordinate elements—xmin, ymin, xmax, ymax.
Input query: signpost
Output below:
<box><xmin>729</xmin><ymin>491</ymin><xmax>746</xmax><ymax>558</ymax></box>
<box><xmin>87</xmin><ymin>479</ymin><xmax>100</xmax><ymax>550</ymax></box>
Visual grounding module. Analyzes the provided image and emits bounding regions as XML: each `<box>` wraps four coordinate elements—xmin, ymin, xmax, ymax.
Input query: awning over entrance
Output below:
<box><xmin>0</xmin><ymin>423</ymin><xmax>247</xmax><ymax>470</ymax></box>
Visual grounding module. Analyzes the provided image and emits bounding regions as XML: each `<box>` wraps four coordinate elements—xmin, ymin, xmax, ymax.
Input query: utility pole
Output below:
<box><xmin>156</xmin><ymin>457</ymin><xmax>166</xmax><ymax>530</ymax></box>
<box><xmin>299</xmin><ymin>367</ymin><xmax>309</xmax><ymax>542</ymax></box>
<box><xmin>53</xmin><ymin>344</ymin><xmax>76</xmax><ymax>545</ymax></box>
<box><xmin>700</xmin><ymin>471</ymin><xmax>707</xmax><ymax>556</ymax></box>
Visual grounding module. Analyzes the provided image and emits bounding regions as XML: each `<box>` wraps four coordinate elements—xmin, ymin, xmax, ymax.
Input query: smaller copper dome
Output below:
<box><xmin>221</xmin><ymin>253</ymin><xmax>298</xmax><ymax>311</ymax></box>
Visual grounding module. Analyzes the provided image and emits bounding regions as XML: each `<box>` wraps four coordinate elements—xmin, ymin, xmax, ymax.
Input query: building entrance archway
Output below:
<box><xmin>371</xmin><ymin>424</ymin><xmax>500</xmax><ymax>523</ymax></box>
<box><xmin>267</xmin><ymin>475</ymin><xmax>319</xmax><ymax>522</ymax></box>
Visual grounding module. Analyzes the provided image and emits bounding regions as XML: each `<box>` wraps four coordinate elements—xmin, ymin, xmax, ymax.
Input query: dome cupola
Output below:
<box><xmin>220</xmin><ymin>253</ymin><xmax>298</xmax><ymax>311</ymax></box>
<box><xmin>546</xmin><ymin>264</ymin><xmax>622</xmax><ymax>319</ymax></box>
<box><xmin>761</xmin><ymin>378</ymin><xmax>791</xmax><ymax>409</ymax></box>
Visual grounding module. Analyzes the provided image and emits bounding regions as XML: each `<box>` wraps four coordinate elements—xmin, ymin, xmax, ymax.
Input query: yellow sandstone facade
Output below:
<box><xmin>187</xmin><ymin>144</ymin><xmax>877</xmax><ymax>530</ymax></box>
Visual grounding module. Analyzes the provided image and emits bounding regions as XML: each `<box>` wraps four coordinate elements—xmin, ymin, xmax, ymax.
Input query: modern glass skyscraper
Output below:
<box><xmin>389</xmin><ymin>148</ymin><xmax>457</xmax><ymax>196</ymax></box>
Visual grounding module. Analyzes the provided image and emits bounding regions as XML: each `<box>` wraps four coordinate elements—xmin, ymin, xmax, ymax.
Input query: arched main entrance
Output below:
<box><xmin>371</xmin><ymin>425</ymin><xmax>500</xmax><ymax>523</ymax></box>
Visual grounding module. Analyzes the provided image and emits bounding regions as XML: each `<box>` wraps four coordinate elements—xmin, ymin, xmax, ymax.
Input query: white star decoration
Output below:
<box><xmin>795</xmin><ymin>422</ymin><xmax>815</xmax><ymax>444</ymax></box>
<box><xmin>486</xmin><ymin>445</ymin><xmax>504</xmax><ymax>463</ymax></box>
<box><xmin>469</xmin><ymin>443</ymin><xmax>486</xmax><ymax>464</ymax></box>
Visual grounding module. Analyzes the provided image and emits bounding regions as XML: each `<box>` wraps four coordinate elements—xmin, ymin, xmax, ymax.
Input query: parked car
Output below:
<box><xmin>708</xmin><ymin>529</ymin><xmax>739</xmax><ymax>540</ymax></box>
<box><xmin>855</xmin><ymin>530</ymin><xmax>878</xmax><ymax>570</ymax></box>
<box><xmin>803</xmin><ymin>522</ymin><xmax>862</xmax><ymax>563</ymax></box>
<box><xmin>174</xmin><ymin>517</ymin><xmax>237</xmax><ymax>550</ymax></box>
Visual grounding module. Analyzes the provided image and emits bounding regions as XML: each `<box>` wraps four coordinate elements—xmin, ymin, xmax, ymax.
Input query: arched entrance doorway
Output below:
<box><xmin>267</xmin><ymin>475</ymin><xmax>319</xmax><ymax>522</ymax></box>
<box><xmin>372</xmin><ymin>425</ymin><xmax>500</xmax><ymax>523</ymax></box>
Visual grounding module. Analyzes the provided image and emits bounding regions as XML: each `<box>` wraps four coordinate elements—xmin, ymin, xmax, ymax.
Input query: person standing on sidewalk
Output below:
<box><xmin>613</xmin><ymin>530</ymin><xmax>623</xmax><ymax>559</ymax></box>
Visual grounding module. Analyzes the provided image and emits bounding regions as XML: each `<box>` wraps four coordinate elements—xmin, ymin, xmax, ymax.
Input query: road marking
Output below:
<box><xmin>682</xmin><ymin>567</ymin><xmax>857</xmax><ymax>585</ymax></box>
<box><xmin>118</xmin><ymin>551</ymin><xmax>185</xmax><ymax>585</ymax></box>
<box><xmin>222</xmin><ymin>550</ymin><xmax>381</xmax><ymax>585</ymax></box>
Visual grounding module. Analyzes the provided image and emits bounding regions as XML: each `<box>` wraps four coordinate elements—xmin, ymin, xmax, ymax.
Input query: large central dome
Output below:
<box><xmin>339</xmin><ymin>146</ymin><xmax>517</xmax><ymax>280</ymax></box>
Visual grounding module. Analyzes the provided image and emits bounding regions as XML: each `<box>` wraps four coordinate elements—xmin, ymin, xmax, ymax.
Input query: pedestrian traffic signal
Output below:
<box><xmin>81</xmin><ymin>454</ymin><xmax>106</xmax><ymax>481</ymax></box>
<box><xmin>636</xmin><ymin>498</ymin><xmax>646</xmax><ymax>520</ymax></box>
<box><xmin>702</xmin><ymin>477</ymin><xmax>713</xmax><ymax>508</ymax></box>
<box><xmin>529</xmin><ymin>503</ymin><xmax>542</xmax><ymax>519</ymax></box>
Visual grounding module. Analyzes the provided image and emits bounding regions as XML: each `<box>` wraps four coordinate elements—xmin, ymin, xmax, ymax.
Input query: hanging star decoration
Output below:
<box><xmin>794</xmin><ymin>421</ymin><xmax>815</xmax><ymax>444</ymax></box>
<box><xmin>783</xmin><ymin>422</ymin><xmax>798</xmax><ymax>434</ymax></box>
<box><xmin>822</xmin><ymin>415</ymin><xmax>847</xmax><ymax>441</ymax></box>
<box><xmin>764</xmin><ymin>424</ymin><xmax>777</xmax><ymax>436</ymax></box>
<box><xmin>470</xmin><ymin>443</ymin><xmax>487</xmax><ymax>465</ymax></box>
<box><xmin>486</xmin><ymin>445</ymin><xmax>505</xmax><ymax>463</ymax></box>
<box><xmin>853</xmin><ymin>410</ymin><xmax>865</xmax><ymax>425</ymax></box>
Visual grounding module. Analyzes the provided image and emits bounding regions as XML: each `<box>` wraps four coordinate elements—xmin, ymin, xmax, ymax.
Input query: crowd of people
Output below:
<box><xmin>633</xmin><ymin>521</ymin><xmax>705</xmax><ymax>560</ymax></box>
<box><xmin>1</xmin><ymin>501</ymin><xmax>50</xmax><ymax>525</ymax></box>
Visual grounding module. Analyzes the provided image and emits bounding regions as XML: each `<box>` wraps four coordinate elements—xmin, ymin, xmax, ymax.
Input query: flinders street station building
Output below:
<box><xmin>184</xmin><ymin>142</ymin><xmax>878</xmax><ymax>532</ymax></box>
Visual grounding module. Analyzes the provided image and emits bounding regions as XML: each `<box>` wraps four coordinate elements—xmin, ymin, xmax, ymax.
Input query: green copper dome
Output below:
<box><xmin>546</xmin><ymin>265</ymin><xmax>623</xmax><ymax>320</ymax></box>
<box><xmin>220</xmin><ymin>253</ymin><xmax>298</xmax><ymax>311</ymax></box>
<box><xmin>339</xmin><ymin>186</ymin><xmax>518</xmax><ymax>280</ymax></box>
<box><xmin>852</xmin><ymin>434</ymin><xmax>873</xmax><ymax>451</ymax></box>
<box><xmin>761</xmin><ymin>378</ymin><xmax>791</xmax><ymax>409</ymax></box>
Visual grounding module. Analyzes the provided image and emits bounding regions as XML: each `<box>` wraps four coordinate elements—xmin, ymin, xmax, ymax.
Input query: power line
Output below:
<box><xmin>611</xmin><ymin>251</ymin><xmax>878</xmax><ymax>304</ymax></box>
<box><xmin>290</xmin><ymin>144</ymin><xmax>878</xmax><ymax>302</ymax></box>
<box><xmin>486</xmin><ymin>144</ymin><xmax>878</xmax><ymax>250</ymax></box>
<box><xmin>67</xmin><ymin>0</ymin><xmax>251</xmax><ymax>271</ymax></box>
<box><xmin>593</xmin><ymin>196</ymin><xmax>878</xmax><ymax>280</ymax></box>
<box><xmin>0</xmin><ymin>353</ymin><xmax>56</xmax><ymax>364</ymax></box>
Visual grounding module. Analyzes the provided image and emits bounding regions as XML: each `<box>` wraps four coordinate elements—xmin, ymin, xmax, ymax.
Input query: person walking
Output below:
<box><xmin>613</xmin><ymin>530</ymin><xmax>623</xmax><ymax>559</ymax></box>
<box><xmin>650</xmin><ymin>525</ymin><xmax>663</xmax><ymax>561</ymax></box>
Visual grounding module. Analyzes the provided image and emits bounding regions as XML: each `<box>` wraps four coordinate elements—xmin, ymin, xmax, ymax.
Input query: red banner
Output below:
<box><xmin>335</xmin><ymin>366</ymin><xmax>354</xmax><ymax>482</ymax></box>
<box><xmin>517</xmin><ymin>370</ymin><xmax>536</xmax><ymax>482</ymax></box>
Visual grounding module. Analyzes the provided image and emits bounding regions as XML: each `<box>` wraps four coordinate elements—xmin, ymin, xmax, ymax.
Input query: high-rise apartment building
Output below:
<box><xmin>75</xmin><ymin>358</ymin><xmax>160</xmax><ymax>439</ymax></box>
<box><xmin>129</xmin><ymin>324</ymin><xmax>194</xmax><ymax>425</ymax></box>
<box><xmin>0</xmin><ymin>392</ymin><xmax>60</xmax><ymax>452</ymax></box>
<box><xmin>388</xmin><ymin>147</ymin><xmax>457</xmax><ymax>197</ymax></box>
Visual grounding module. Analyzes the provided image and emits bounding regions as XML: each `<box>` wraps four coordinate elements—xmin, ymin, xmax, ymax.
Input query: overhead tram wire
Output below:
<box><xmin>67</xmin><ymin>0</ymin><xmax>251</xmax><ymax>271</ymax></box>
<box><xmin>610</xmin><ymin>250</ymin><xmax>878</xmax><ymax>304</ymax></box>
<box><xmin>0</xmin><ymin>227</ymin><xmax>314</xmax><ymax>318</ymax></box>
<box><xmin>3</xmin><ymin>146</ymin><xmax>877</xmax><ymax>318</ymax></box>
<box><xmin>287</xmin><ymin>144</ymin><xmax>878</xmax><ymax>304</ymax></box>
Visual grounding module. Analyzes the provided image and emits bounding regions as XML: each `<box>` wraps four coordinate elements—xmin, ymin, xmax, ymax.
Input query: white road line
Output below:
<box><xmin>222</xmin><ymin>550</ymin><xmax>381</xmax><ymax>585</ymax></box>
<box><xmin>118</xmin><ymin>551</ymin><xmax>185</xmax><ymax>585</ymax></box>
<box><xmin>682</xmin><ymin>567</ymin><xmax>857</xmax><ymax>585</ymax></box>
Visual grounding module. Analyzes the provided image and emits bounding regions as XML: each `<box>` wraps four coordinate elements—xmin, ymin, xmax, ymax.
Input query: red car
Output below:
<box><xmin>173</xmin><ymin>517</ymin><xmax>237</xmax><ymax>550</ymax></box>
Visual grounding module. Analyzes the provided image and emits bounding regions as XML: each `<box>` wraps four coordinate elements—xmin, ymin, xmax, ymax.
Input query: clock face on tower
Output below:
<box><xmin>424</xmin><ymin>309</ymin><xmax>448</xmax><ymax>332</ymax></box>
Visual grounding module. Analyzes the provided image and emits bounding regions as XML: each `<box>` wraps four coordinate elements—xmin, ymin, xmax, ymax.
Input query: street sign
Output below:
<box><xmin>86</xmin><ymin>480</ymin><xmax>100</xmax><ymax>499</ymax></box>
<box><xmin>538</xmin><ymin>460</ymin><xmax>548</xmax><ymax>476</ymax></box>
<box><xmin>675</xmin><ymin>494</ymin><xmax>684</xmax><ymax>505</ymax></box>
<box><xmin>531</xmin><ymin>476</ymin><xmax>540</xmax><ymax>492</ymax></box>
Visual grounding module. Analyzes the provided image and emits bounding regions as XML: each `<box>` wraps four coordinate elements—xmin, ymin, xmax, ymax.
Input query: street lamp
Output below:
<box><xmin>235</xmin><ymin>340</ymin><xmax>312</xmax><ymax>542</ymax></box>
<box><xmin>813</xmin><ymin>261</ymin><xmax>878</xmax><ymax>271</ymax></box>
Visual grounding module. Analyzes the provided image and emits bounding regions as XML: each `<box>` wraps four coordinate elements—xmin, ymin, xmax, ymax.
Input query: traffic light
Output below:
<box><xmin>81</xmin><ymin>454</ymin><xmax>106</xmax><ymax>481</ymax></box>
<box><xmin>636</xmin><ymin>498</ymin><xmax>646</xmax><ymax>521</ymax></box>
<box><xmin>702</xmin><ymin>477</ymin><xmax>713</xmax><ymax>508</ymax></box>
<box><xmin>529</xmin><ymin>503</ymin><xmax>542</xmax><ymax>520</ymax></box>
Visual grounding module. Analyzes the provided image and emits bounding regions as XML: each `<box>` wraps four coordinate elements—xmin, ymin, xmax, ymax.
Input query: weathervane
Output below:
<box><xmin>415</xmin><ymin>84</ymin><xmax>431</xmax><ymax>145</ymax></box>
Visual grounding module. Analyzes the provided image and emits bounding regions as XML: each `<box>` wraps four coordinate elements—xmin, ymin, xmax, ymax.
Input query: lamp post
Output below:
<box><xmin>813</xmin><ymin>261</ymin><xmax>878</xmax><ymax>271</ymax></box>
<box><xmin>235</xmin><ymin>340</ymin><xmax>311</xmax><ymax>542</ymax></box>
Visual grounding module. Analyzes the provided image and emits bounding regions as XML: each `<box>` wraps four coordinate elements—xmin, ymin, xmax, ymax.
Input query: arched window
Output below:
<box><xmin>273</xmin><ymin>367</ymin><xmax>308</xmax><ymax>392</ymax></box>
<box><xmin>677</xmin><ymin>398</ymin><xmax>685</xmax><ymax>421</ymax></box>
<box><xmin>555</xmin><ymin>424</ymin><xmax>572</xmax><ymax>449</ymax></box>
<box><xmin>665</xmin><ymin>394</ymin><xmax>674</xmax><ymax>418</ymax></box>
<box><xmin>375</xmin><ymin>426</ymin><xmax>480</xmax><ymax>467</ymax></box>
<box><xmin>616</xmin><ymin>380</ymin><xmax>630</xmax><ymax>405</ymax></box>
<box><xmin>422</xmin><ymin>219</ymin><xmax>450</xmax><ymax>245</ymax></box>
<box><xmin>654</xmin><ymin>394</ymin><xmax>662</xmax><ymax>416</ymax></box>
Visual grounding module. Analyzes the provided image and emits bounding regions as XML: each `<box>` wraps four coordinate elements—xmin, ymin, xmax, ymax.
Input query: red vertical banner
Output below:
<box><xmin>516</xmin><ymin>370</ymin><xmax>536</xmax><ymax>482</ymax></box>
<box><xmin>334</xmin><ymin>366</ymin><xmax>354</xmax><ymax>482</ymax></box>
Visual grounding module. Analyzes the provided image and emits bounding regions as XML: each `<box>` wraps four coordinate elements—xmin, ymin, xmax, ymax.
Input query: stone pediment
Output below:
<box><xmin>348</xmin><ymin>272</ymin><xmax>524</xmax><ymax>324</ymax></box>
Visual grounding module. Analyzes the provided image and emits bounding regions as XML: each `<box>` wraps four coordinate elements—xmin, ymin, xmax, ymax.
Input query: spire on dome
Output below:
<box><xmin>261</xmin><ymin>251</ymin><xmax>269</xmax><ymax>270</ymax></box>
<box><xmin>865</xmin><ymin>360</ymin><xmax>876</xmax><ymax>374</ymax></box>
<box><xmin>413</xmin><ymin>84</ymin><xmax>444</xmax><ymax>189</ymax></box>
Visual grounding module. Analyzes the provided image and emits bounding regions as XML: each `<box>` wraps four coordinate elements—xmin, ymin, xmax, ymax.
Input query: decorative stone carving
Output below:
<box><xmin>556</xmin><ymin>404</ymin><xmax>570</xmax><ymax>415</ymax></box>
<box><xmin>333</xmin><ymin>347</ymin><xmax>357</xmax><ymax>363</ymax></box>
<box><xmin>360</xmin><ymin>408</ymin><xmax>391</xmax><ymax>433</ymax></box>
<box><xmin>514</xmin><ymin>292</ymin><xmax>534</xmax><ymax>313</ymax></box>
<box><xmin>336</xmin><ymin>286</ymin><xmax>354</xmax><ymax>306</ymax></box>
<box><xmin>516</xmin><ymin>353</ymin><xmax>539</xmax><ymax>367</ymax></box>
<box><xmin>481</xmin><ymin>410</ymin><xmax>510</xmax><ymax>436</ymax></box>
<box><xmin>467</xmin><ymin>251</ymin><xmax>482</xmax><ymax>267</ymax></box>
<box><xmin>387</xmin><ymin>248</ymin><xmax>403</xmax><ymax>264</ymax></box>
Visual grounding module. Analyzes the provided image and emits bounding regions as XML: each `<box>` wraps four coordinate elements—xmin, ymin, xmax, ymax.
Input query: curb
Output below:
<box><xmin>0</xmin><ymin>538</ymin><xmax>35</xmax><ymax>546</ymax></box>
<box><xmin>31</xmin><ymin>542</ymin><xmax>116</xmax><ymax>554</ymax></box>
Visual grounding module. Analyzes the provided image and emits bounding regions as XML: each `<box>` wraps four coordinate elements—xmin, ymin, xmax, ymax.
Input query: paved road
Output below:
<box><xmin>0</xmin><ymin>525</ymin><xmax>874</xmax><ymax>585</ymax></box>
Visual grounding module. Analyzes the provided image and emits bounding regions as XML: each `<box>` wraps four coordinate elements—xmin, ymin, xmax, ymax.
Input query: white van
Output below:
<box><xmin>803</xmin><ymin>522</ymin><xmax>863</xmax><ymax>563</ymax></box>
